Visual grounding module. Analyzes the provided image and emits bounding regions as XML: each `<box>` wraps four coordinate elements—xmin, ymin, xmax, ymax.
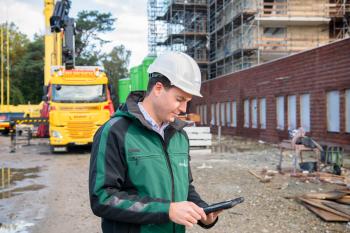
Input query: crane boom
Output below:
<box><xmin>50</xmin><ymin>0</ymin><xmax>75</xmax><ymax>70</ymax></box>
<box><xmin>39</xmin><ymin>0</ymin><xmax>115</xmax><ymax>150</ymax></box>
<box><xmin>44</xmin><ymin>0</ymin><xmax>61</xmax><ymax>86</ymax></box>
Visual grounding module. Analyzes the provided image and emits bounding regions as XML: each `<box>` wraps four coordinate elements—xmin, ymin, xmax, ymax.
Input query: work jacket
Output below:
<box><xmin>89</xmin><ymin>91</ymin><xmax>215</xmax><ymax>233</ymax></box>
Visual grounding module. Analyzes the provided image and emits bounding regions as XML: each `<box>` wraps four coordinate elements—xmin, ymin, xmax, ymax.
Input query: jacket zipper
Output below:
<box><xmin>160</xmin><ymin>132</ymin><xmax>176</xmax><ymax>233</ymax></box>
<box><xmin>131</xmin><ymin>155</ymin><xmax>159</xmax><ymax>166</ymax></box>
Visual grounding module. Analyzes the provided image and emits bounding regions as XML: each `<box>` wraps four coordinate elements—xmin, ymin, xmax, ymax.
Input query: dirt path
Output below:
<box><xmin>0</xmin><ymin>136</ymin><xmax>349</xmax><ymax>233</ymax></box>
<box><xmin>31</xmin><ymin>152</ymin><xmax>100</xmax><ymax>233</ymax></box>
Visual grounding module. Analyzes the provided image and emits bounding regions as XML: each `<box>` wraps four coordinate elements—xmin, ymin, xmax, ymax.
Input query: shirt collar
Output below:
<box><xmin>137</xmin><ymin>102</ymin><xmax>169</xmax><ymax>138</ymax></box>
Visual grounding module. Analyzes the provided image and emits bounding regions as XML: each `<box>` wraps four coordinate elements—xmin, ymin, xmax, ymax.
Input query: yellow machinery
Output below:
<box><xmin>47</xmin><ymin>66</ymin><xmax>113</xmax><ymax>151</ymax></box>
<box><xmin>0</xmin><ymin>104</ymin><xmax>42</xmax><ymax>134</ymax></box>
<box><xmin>41</xmin><ymin>0</ymin><xmax>114</xmax><ymax>152</ymax></box>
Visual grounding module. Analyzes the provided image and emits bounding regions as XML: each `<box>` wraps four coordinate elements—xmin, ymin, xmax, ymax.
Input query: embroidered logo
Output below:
<box><xmin>178</xmin><ymin>159</ymin><xmax>188</xmax><ymax>167</ymax></box>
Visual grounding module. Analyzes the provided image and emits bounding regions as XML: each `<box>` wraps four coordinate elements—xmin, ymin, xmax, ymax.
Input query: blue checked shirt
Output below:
<box><xmin>138</xmin><ymin>102</ymin><xmax>169</xmax><ymax>139</ymax></box>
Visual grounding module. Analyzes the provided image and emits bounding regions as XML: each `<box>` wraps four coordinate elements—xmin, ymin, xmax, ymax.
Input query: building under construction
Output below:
<box><xmin>148</xmin><ymin>0</ymin><xmax>350</xmax><ymax>80</ymax></box>
<box><xmin>148</xmin><ymin>0</ymin><xmax>209</xmax><ymax>80</ymax></box>
<box><xmin>148</xmin><ymin>0</ymin><xmax>350</xmax><ymax>146</ymax></box>
<box><xmin>208</xmin><ymin>0</ymin><xmax>350</xmax><ymax>79</ymax></box>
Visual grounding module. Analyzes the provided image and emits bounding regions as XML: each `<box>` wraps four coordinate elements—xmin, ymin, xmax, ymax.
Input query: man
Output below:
<box><xmin>89</xmin><ymin>52</ymin><xmax>220</xmax><ymax>233</ymax></box>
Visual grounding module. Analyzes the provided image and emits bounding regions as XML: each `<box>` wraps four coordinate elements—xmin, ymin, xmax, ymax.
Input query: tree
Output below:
<box><xmin>101</xmin><ymin>45</ymin><xmax>131</xmax><ymax>107</ymax></box>
<box><xmin>0</xmin><ymin>10</ymin><xmax>129</xmax><ymax>105</ymax></box>
<box><xmin>11</xmin><ymin>34</ymin><xmax>44</xmax><ymax>104</ymax></box>
<box><xmin>0</xmin><ymin>23</ymin><xmax>31</xmax><ymax>104</ymax></box>
<box><xmin>6</xmin><ymin>23</ymin><xmax>30</xmax><ymax>67</ymax></box>
<box><xmin>75</xmin><ymin>10</ymin><xmax>116</xmax><ymax>65</ymax></box>
<box><xmin>74</xmin><ymin>10</ymin><xmax>131</xmax><ymax>107</ymax></box>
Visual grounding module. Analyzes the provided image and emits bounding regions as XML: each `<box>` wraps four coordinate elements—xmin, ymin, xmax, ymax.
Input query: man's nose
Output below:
<box><xmin>179</xmin><ymin>102</ymin><xmax>187</xmax><ymax>113</ymax></box>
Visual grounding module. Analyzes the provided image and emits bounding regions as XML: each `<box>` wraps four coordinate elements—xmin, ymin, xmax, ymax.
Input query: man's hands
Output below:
<box><xmin>169</xmin><ymin>201</ymin><xmax>206</xmax><ymax>227</ymax></box>
<box><xmin>169</xmin><ymin>202</ymin><xmax>220</xmax><ymax>228</ymax></box>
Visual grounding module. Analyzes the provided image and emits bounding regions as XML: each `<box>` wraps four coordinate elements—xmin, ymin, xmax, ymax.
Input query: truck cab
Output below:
<box><xmin>47</xmin><ymin>66</ymin><xmax>114</xmax><ymax>152</ymax></box>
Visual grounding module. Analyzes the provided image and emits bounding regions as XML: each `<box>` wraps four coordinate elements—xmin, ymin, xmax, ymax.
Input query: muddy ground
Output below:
<box><xmin>0</xmin><ymin>135</ymin><xmax>349</xmax><ymax>233</ymax></box>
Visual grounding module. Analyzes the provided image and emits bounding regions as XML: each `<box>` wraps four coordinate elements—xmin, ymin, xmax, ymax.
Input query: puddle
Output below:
<box><xmin>0</xmin><ymin>221</ymin><xmax>34</xmax><ymax>233</ymax></box>
<box><xmin>0</xmin><ymin>167</ymin><xmax>45</xmax><ymax>200</ymax></box>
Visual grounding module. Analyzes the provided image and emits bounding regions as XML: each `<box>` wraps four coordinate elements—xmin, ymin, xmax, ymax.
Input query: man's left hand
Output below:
<box><xmin>200</xmin><ymin>210</ymin><xmax>222</xmax><ymax>225</ymax></box>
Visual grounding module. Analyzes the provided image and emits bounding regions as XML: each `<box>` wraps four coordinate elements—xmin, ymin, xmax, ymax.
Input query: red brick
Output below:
<box><xmin>191</xmin><ymin>38</ymin><xmax>350</xmax><ymax>146</ymax></box>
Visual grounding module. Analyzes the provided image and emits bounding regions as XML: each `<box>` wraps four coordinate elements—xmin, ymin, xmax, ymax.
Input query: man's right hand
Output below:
<box><xmin>169</xmin><ymin>202</ymin><xmax>207</xmax><ymax>227</ymax></box>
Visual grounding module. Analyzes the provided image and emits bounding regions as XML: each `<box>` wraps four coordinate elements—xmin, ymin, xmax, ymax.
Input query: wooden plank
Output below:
<box><xmin>319</xmin><ymin>177</ymin><xmax>346</xmax><ymax>186</ymax></box>
<box><xmin>189</xmin><ymin>140</ymin><xmax>212</xmax><ymax>146</ymax></box>
<box><xmin>302</xmin><ymin>191</ymin><xmax>346</xmax><ymax>200</ymax></box>
<box><xmin>184</xmin><ymin>127</ymin><xmax>210</xmax><ymax>133</ymax></box>
<box><xmin>190</xmin><ymin>149</ymin><xmax>212</xmax><ymax>155</ymax></box>
<box><xmin>323</xmin><ymin>201</ymin><xmax>350</xmax><ymax>216</ymax></box>
<box><xmin>336</xmin><ymin>196</ymin><xmax>350</xmax><ymax>205</ymax></box>
<box><xmin>303</xmin><ymin>203</ymin><xmax>349</xmax><ymax>222</ymax></box>
<box><xmin>248</xmin><ymin>170</ymin><xmax>272</xmax><ymax>183</ymax></box>
<box><xmin>298</xmin><ymin>197</ymin><xmax>350</xmax><ymax>219</ymax></box>
<box><xmin>336</xmin><ymin>189</ymin><xmax>350</xmax><ymax>195</ymax></box>
<box><xmin>187</xmin><ymin>134</ymin><xmax>212</xmax><ymax>140</ymax></box>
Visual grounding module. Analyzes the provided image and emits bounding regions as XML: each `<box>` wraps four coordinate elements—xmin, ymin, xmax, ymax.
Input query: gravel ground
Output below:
<box><xmin>0</xmin><ymin>135</ymin><xmax>349</xmax><ymax>233</ymax></box>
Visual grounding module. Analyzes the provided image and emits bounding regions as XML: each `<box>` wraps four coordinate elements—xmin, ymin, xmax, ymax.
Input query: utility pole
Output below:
<box><xmin>6</xmin><ymin>22</ymin><xmax>9</xmax><ymax>106</ymax></box>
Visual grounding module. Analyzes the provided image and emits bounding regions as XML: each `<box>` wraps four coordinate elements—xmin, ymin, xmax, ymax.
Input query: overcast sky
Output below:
<box><xmin>0</xmin><ymin>0</ymin><xmax>149</xmax><ymax>68</ymax></box>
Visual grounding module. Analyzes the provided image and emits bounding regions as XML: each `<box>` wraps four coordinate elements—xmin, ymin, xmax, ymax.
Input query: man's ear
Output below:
<box><xmin>153</xmin><ymin>82</ymin><xmax>164</xmax><ymax>96</ymax></box>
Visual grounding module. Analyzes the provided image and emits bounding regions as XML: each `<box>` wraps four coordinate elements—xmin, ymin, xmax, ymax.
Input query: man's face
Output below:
<box><xmin>153</xmin><ymin>82</ymin><xmax>192</xmax><ymax>123</ymax></box>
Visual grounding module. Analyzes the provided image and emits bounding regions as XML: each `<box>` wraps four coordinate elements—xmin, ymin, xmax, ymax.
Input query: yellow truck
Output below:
<box><xmin>38</xmin><ymin>1</ymin><xmax>114</xmax><ymax>152</ymax></box>
<box><xmin>46</xmin><ymin>66</ymin><xmax>114</xmax><ymax>152</ymax></box>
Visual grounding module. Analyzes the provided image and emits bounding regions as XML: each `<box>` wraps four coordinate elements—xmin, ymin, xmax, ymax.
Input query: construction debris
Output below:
<box><xmin>248</xmin><ymin>170</ymin><xmax>273</xmax><ymax>183</ymax></box>
<box><xmin>298</xmin><ymin>189</ymin><xmax>350</xmax><ymax>222</ymax></box>
<box><xmin>302</xmin><ymin>191</ymin><xmax>346</xmax><ymax>200</ymax></box>
<box><xmin>286</xmin><ymin>170</ymin><xmax>350</xmax><ymax>187</ymax></box>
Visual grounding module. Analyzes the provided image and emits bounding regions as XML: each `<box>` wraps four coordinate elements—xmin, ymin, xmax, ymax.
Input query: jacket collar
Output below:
<box><xmin>116</xmin><ymin>91</ymin><xmax>188</xmax><ymax>131</ymax></box>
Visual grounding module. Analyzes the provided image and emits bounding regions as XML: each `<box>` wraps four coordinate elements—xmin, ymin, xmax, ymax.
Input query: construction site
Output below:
<box><xmin>0</xmin><ymin>0</ymin><xmax>350</xmax><ymax>232</ymax></box>
<box><xmin>148</xmin><ymin>0</ymin><xmax>349</xmax><ymax>80</ymax></box>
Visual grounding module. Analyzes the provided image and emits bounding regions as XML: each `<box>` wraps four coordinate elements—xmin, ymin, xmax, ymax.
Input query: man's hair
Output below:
<box><xmin>146</xmin><ymin>73</ymin><xmax>174</xmax><ymax>95</ymax></box>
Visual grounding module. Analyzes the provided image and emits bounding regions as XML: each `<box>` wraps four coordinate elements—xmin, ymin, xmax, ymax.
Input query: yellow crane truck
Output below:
<box><xmin>39</xmin><ymin>0</ymin><xmax>114</xmax><ymax>152</ymax></box>
<box><xmin>46</xmin><ymin>66</ymin><xmax>114</xmax><ymax>152</ymax></box>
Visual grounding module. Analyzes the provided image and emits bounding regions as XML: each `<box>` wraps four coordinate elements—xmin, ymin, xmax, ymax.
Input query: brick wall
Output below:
<box><xmin>190</xmin><ymin>38</ymin><xmax>350</xmax><ymax>146</ymax></box>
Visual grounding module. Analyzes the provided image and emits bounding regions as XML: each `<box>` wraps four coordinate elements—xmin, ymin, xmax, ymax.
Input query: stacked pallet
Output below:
<box><xmin>183</xmin><ymin>126</ymin><xmax>212</xmax><ymax>148</ymax></box>
<box><xmin>298</xmin><ymin>189</ymin><xmax>350</xmax><ymax>221</ymax></box>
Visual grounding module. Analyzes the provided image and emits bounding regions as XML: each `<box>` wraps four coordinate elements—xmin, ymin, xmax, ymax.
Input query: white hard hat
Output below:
<box><xmin>147</xmin><ymin>51</ymin><xmax>202</xmax><ymax>97</ymax></box>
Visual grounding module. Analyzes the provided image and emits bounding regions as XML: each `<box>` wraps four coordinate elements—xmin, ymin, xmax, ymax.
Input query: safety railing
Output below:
<box><xmin>258</xmin><ymin>36</ymin><xmax>330</xmax><ymax>52</ymax></box>
<box><xmin>328</xmin><ymin>1</ymin><xmax>350</xmax><ymax>17</ymax></box>
<box><xmin>171</xmin><ymin>0</ymin><xmax>207</xmax><ymax>5</ymax></box>
<box><xmin>258</xmin><ymin>1</ymin><xmax>329</xmax><ymax>18</ymax></box>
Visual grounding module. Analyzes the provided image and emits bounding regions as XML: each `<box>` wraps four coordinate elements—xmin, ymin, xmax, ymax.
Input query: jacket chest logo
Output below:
<box><xmin>178</xmin><ymin>159</ymin><xmax>188</xmax><ymax>168</ymax></box>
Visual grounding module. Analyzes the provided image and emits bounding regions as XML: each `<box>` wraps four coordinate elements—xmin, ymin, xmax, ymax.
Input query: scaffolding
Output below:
<box><xmin>148</xmin><ymin>0</ymin><xmax>165</xmax><ymax>56</ymax></box>
<box><xmin>208</xmin><ymin>0</ymin><xmax>350</xmax><ymax>79</ymax></box>
<box><xmin>209</xmin><ymin>0</ymin><xmax>259</xmax><ymax>78</ymax></box>
<box><xmin>148</xmin><ymin>0</ymin><xmax>209</xmax><ymax>80</ymax></box>
<box><xmin>149</xmin><ymin>0</ymin><xmax>350</xmax><ymax>80</ymax></box>
<box><xmin>329</xmin><ymin>0</ymin><xmax>350</xmax><ymax>40</ymax></box>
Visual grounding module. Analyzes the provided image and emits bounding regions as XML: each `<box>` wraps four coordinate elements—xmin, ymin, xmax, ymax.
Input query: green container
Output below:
<box><xmin>141</xmin><ymin>56</ymin><xmax>156</xmax><ymax>90</ymax></box>
<box><xmin>130</xmin><ymin>56</ymin><xmax>156</xmax><ymax>92</ymax></box>
<box><xmin>130</xmin><ymin>66</ymin><xmax>140</xmax><ymax>91</ymax></box>
<box><xmin>137</xmin><ymin>65</ymin><xmax>144</xmax><ymax>90</ymax></box>
<box><xmin>118</xmin><ymin>78</ymin><xmax>131</xmax><ymax>104</ymax></box>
